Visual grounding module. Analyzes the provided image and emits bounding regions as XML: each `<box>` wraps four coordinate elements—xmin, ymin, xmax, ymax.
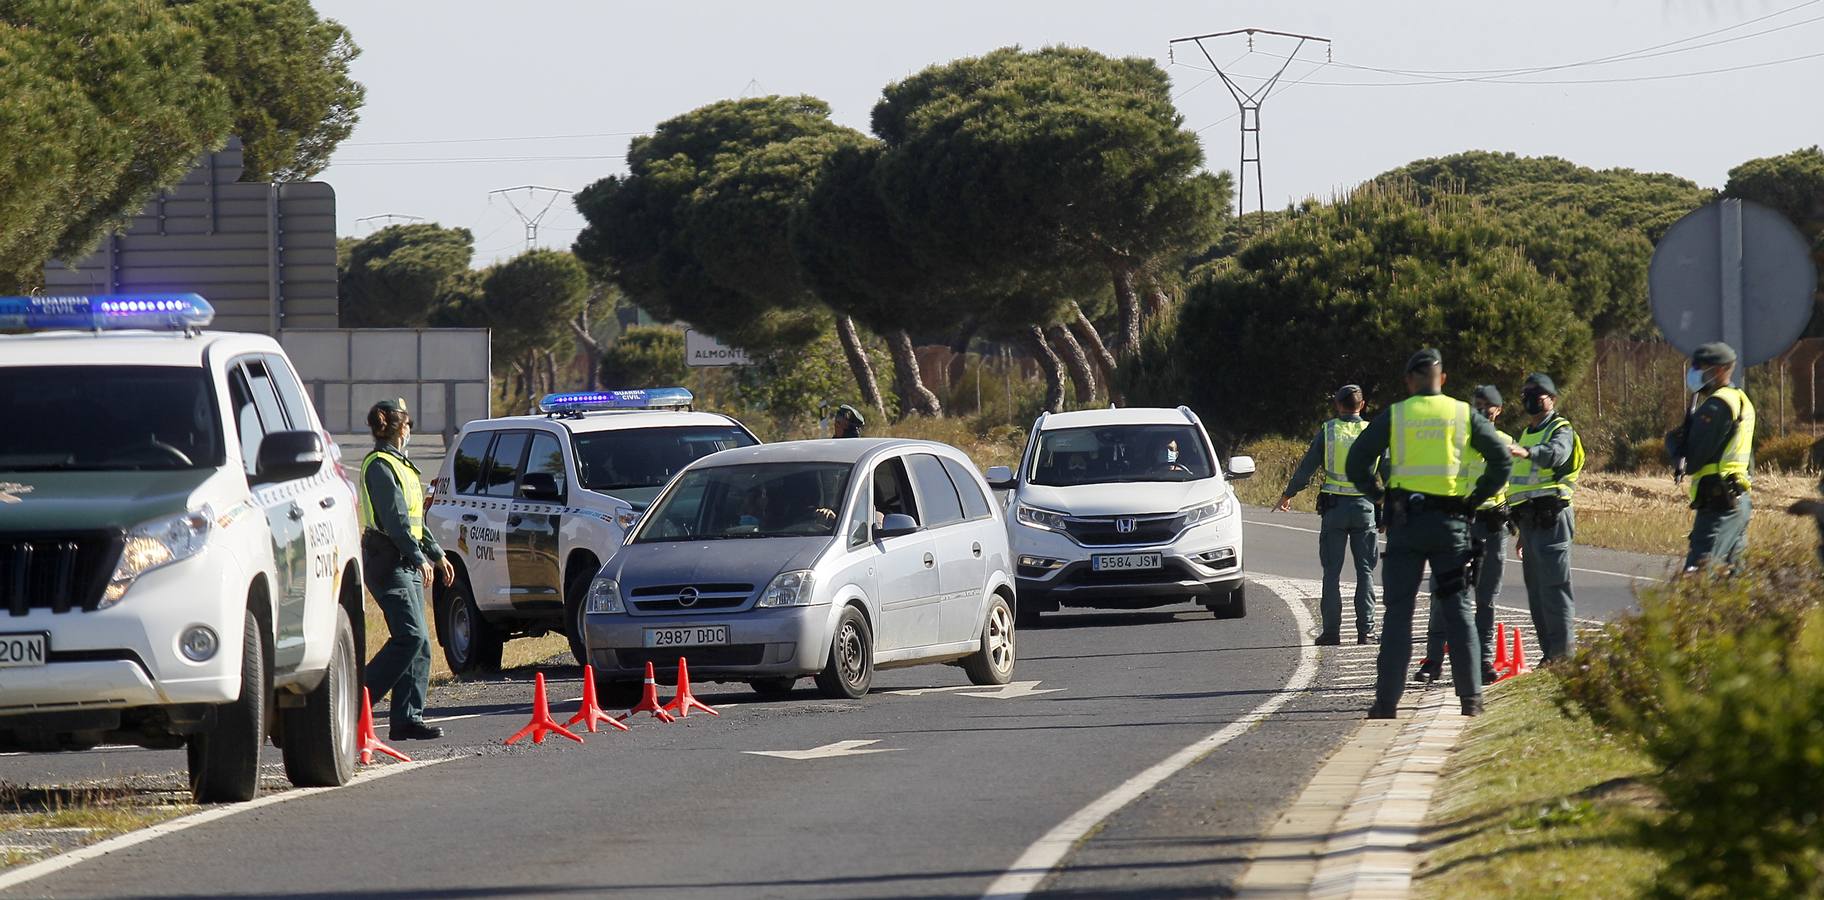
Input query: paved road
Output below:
<box><xmin>0</xmin><ymin>508</ymin><xmax>1672</xmax><ymax>899</ymax></box>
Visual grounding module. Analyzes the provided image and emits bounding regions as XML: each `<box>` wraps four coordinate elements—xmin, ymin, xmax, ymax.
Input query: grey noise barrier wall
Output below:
<box><xmin>280</xmin><ymin>329</ymin><xmax>492</xmax><ymax>451</ymax></box>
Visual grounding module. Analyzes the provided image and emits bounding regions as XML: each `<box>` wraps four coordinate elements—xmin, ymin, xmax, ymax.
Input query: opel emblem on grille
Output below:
<box><xmin>1115</xmin><ymin>518</ymin><xmax>1137</xmax><ymax>534</ymax></box>
<box><xmin>677</xmin><ymin>586</ymin><xmax>700</xmax><ymax>608</ymax></box>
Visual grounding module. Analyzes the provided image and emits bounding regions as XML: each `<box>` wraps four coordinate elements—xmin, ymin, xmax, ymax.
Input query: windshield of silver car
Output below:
<box><xmin>633</xmin><ymin>462</ymin><xmax>854</xmax><ymax>542</ymax></box>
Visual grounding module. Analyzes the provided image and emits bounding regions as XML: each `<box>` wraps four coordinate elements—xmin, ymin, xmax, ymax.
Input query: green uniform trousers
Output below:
<box><xmin>1317</xmin><ymin>495</ymin><xmax>1379</xmax><ymax>639</ymax></box>
<box><xmin>1516</xmin><ymin>505</ymin><xmax>1576</xmax><ymax>662</ymax></box>
<box><xmin>1378</xmin><ymin>509</ymin><xmax>1480</xmax><ymax>707</ymax></box>
<box><xmin>1685</xmin><ymin>494</ymin><xmax>1752</xmax><ymax>571</ymax></box>
<box><xmin>1425</xmin><ymin>516</ymin><xmax>1504</xmax><ymax>668</ymax></box>
<box><xmin>364</xmin><ymin>560</ymin><xmax>432</xmax><ymax>729</ymax></box>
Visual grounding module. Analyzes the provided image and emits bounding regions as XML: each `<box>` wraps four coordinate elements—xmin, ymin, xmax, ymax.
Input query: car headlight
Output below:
<box><xmin>615</xmin><ymin>506</ymin><xmax>640</xmax><ymax>531</ymax></box>
<box><xmin>102</xmin><ymin>507</ymin><xmax>212</xmax><ymax>608</ymax></box>
<box><xmin>586</xmin><ymin>577</ymin><xmax>624</xmax><ymax>614</ymax></box>
<box><xmin>757</xmin><ymin>569</ymin><xmax>816</xmax><ymax>608</ymax></box>
<box><xmin>1182</xmin><ymin>496</ymin><xmax>1233</xmax><ymax>527</ymax></box>
<box><xmin>1016</xmin><ymin>503</ymin><xmax>1068</xmax><ymax>531</ymax></box>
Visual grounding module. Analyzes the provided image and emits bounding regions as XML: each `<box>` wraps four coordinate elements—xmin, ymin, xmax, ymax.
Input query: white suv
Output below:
<box><xmin>425</xmin><ymin>389</ymin><xmax>758</xmax><ymax>674</ymax></box>
<box><xmin>989</xmin><ymin>407</ymin><xmax>1254</xmax><ymax>625</ymax></box>
<box><xmin>0</xmin><ymin>294</ymin><xmax>365</xmax><ymax>802</ymax></box>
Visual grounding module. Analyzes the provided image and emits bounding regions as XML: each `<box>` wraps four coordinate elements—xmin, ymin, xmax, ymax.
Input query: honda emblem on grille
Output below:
<box><xmin>1115</xmin><ymin>518</ymin><xmax>1137</xmax><ymax>534</ymax></box>
<box><xmin>677</xmin><ymin>586</ymin><xmax>700</xmax><ymax>608</ymax></box>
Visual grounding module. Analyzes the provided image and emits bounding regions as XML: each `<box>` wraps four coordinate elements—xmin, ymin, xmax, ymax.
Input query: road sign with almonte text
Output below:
<box><xmin>685</xmin><ymin>329</ymin><xmax>753</xmax><ymax>367</ymax></box>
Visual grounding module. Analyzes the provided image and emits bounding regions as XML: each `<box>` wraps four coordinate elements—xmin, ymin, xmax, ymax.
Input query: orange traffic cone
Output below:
<box><xmin>567</xmin><ymin>665</ymin><xmax>629</xmax><ymax>733</ymax></box>
<box><xmin>1507</xmin><ymin>627</ymin><xmax>1532</xmax><ymax>678</ymax></box>
<box><xmin>505</xmin><ymin>672</ymin><xmax>584</xmax><ymax>745</ymax></box>
<box><xmin>618</xmin><ymin>661</ymin><xmax>676</xmax><ymax>723</ymax></box>
<box><xmin>357</xmin><ymin>687</ymin><xmax>411</xmax><ymax>764</ymax></box>
<box><xmin>662</xmin><ymin>658</ymin><xmax>720</xmax><ymax>718</ymax></box>
<box><xmin>1493</xmin><ymin>623</ymin><xmax>1509</xmax><ymax>672</ymax></box>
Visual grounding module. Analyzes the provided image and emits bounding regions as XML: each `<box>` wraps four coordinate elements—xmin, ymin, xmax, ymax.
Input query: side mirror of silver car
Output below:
<box><xmin>984</xmin><ymin>465</ymin><xmax>1015</xmax><ymax>491</ymax></box>
<box><xmin>875</xmin><ymin>513</ymin><xmax>921</xmax><ymax>539</ymax></box>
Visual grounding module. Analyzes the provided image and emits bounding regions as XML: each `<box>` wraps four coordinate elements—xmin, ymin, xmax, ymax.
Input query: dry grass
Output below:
<box><xmin>1574</xmin><ymin>472</ymin><xmax>1815</xmax><ymax>558</ymax></box>
<box><xmin>0</xmin><ymin>783</ymin><xmax>194</xmax><ymax>870</ymax></box>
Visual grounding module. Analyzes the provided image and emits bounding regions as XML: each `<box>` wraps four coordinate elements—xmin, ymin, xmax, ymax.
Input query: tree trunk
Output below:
<box><xmin>541</xmin><ymin>349</ymin><xmax>559</xmax><ymax>395</ymax></box>
<box><xmin>1143</xmin><ymin>279</ymin><xmax>1173</xmax><ymax>319</ymax></box>
<box><xmin>834</xmin><ymin>315</ymin><xmax>888</xmax><ymax>420</ymax></box>
<box><xmin>1111</xmin><ymin>263</ymin><xmax>1143</xmax><ymax>361</ymax></box>
<box><xmin>1070</xmin><ymin>302</ymin><xmax>1119</xmax><ymax>390</ymax></box>
<box><xmin>1022</xmin><ymin>324</ymin><xmax>1066</xmax><ymax>415</ymax></box>
<box><xmin>888</xmin><ymin>329</ymin><xmax>942</xmax><ymax>418</ymax></box>
<box><xmin>1046</xmin><ymin>323</ymin><xmax>1097</xmax><ymax>407</ymax></box>
<box><xmin>569</xmin><ymin>309</ymin><xmax>602</xmax><ymax>391</ymax></box>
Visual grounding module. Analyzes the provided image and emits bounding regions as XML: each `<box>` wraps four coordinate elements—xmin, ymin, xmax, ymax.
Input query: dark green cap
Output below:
<box><xmin>1692</xmin><ymin>342</ymin><xmax>1737</xmax><ymax>367</ymax></box>
<box><xmin>1523</xmin><ymin>373</ymin><xmax>1558</xmax><ymax>397</ymax></box>
<box><xmin>370</xmin><ymin>397</ymin><xmax>409</xmax><ymax>415</ymax></box>
<box><xmin>1472</xmin><ymin>385</ymin><xmax>1503</xmax><ymax>407</ymax></box>
<box><xmin>836</xmin><ymin>404</ymin><xmax>865</xmax><ymax>426</ymax></box>
<box><xmin>1334</xmin><ymin>384</ymin><xmax>1363</xmax><ymax>404</ymax></box>
<box><xmin>1406</xmin><ymin>348</ymin><xmax>1442</xmax><ymax>372</ymax></box>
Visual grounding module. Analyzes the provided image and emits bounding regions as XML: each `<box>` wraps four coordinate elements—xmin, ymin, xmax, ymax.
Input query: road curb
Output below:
<box><xmin>1235</xmin><ymin>685</ymin><xmax>1470</xmax><ymax>898</ymax></box>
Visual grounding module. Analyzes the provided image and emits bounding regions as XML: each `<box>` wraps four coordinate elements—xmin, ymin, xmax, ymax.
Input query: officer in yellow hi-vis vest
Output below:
<box><xmin>1668</xmin><ymin>342</ymin><xmax>1756</xmax><ymax>571</ymax></box>
<box><xmin>1277</xmin><ymin>385</ymin><xmax>1381</xmax><ymax>645</ymax></box>
<box><xmin>1507</xmin><ymin>373</ymin><xmax>1583</xmax><ymax>664</ymax></box>
<box><xmin>360</xmin><ymin>399</ymin><xmax>453</xmax><ymax>741</ymax></box>
<box><xmin>1345</xmin><ymin>349</ymin><xmax>1511</xmax><ymax>719</ymax></box>
<box><xmin>1416</xmin><ymin>385</ymin><xmax>1513</xmax><ymax>687</ymax></box>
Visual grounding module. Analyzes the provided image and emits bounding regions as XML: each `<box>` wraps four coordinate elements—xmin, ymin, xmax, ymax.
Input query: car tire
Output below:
<box><xmin>441</xmin><ymin>572</ymin><xmax>503</xmax><ymax>675</ymax></box>
<box><xmin>280</xmin><ymin>606</ymin><xmax>358</xmax><ymax>788</ymax></box>
<box><xmin>1211</xmin><ymin>584</ymin><xmax>1248</xmax><ymax>619</ymax></box>
<box><xmin>814</xmin><ymin>606</ymin><xmax>873</xmax><ymax>700</ymax></box>
<box><xmin>564</xmin><ymin>567</ymin><xmax>595</xmax><ymax>668</ymax></box>
<box><xmin>189</xmin><ymin>614</ymin><xmax>267</xmax><ymax>804</ymax></box>
<box><xmin>748</xmin><ymin>677</ymin><xmax>797</xmax><ymax>700</ymax></box>
<box><xmin>962</xmin><ymin>595</ymin><xmax>1017</xmax><ymax>686</ymax></box>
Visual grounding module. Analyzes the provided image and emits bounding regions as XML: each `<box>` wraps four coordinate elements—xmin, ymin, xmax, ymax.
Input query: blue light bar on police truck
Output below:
<box><xmin>539</xmin><ymin>388</ymin><xmax>694</xmax><ymax>415</ymax></box>
<box><xmin>0</xmin><ymin>294</ymin><xmax>215</xmax><ymax>332</ymax></box>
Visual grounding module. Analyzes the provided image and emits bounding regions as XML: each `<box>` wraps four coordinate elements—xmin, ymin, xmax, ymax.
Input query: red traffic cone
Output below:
<box><xmin>662</xmin><ymin>658</ymin><xmax>720</xmax><ymax>718</ymax></box>
<box><xmin>505</xmin><ymin>672</ymin><xmax>585</xmax><ymax>745</ymax></box>
<box><xmin>357</xmin><ymin>687</ymin><xmax>411</xmax><ymax>765</ymax></box>
<box><xmin>1507</xmin><ymin>627</ymin><xmax>1532</xmax><ymax>678</ymax></box>
<box><xmin>1493</xmin><ymin>623</ymin><xmax>1509</xmax><ymax>672</ymax></box>
<box><xmin>567</xmin><ymin>665</ymin><xmax>629</xmax><ymax>733</ymax></box>
<box><xmin>619</xmin><ymin>661</ymin><xmax>676</xmax><ymax>723</ymax></box>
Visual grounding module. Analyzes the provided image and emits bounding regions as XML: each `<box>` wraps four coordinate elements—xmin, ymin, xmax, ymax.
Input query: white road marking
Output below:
<box><xmin>1242</xmin><ymin>517</ymin><xmax>1664</xmax><ymax>583</ymax></box>
<box><xmin>981</xmin><ymin>573</ymin><xmax>1321</xmax><ymax>899</ymax></box>
<box><xmin>883</xmin><ymin>680</ymin><xmax>1060</xmax><ymax>700</ymax></box>
<box><xmin>744</xmin><ymin>740</ymin><xmax>897</xmax><ymax>761</ymax></box>
<box><xmin>0</xmin><ymin>758</ymin><xmax>451</xmax><ymax>892</ymax></box>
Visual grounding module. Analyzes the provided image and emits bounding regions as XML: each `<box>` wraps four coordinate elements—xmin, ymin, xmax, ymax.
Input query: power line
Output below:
<box><xmin>341</xmin><ymin>131</ymin><xmax>647</xmax><ymax>147</ymax></box>
<box><xmin>1183</xmin><ymin>47</ymin><xmax>1824</xmax><ymax>87</ymax></box>
<box><xmin>332</xmin><ymin>154</ymin><xmax>627</xmax><ymax>166</ymax></box>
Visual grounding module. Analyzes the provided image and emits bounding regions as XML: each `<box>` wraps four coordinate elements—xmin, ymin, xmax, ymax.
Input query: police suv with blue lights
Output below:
<box><xmin>0</xmin><ymin>295</ymin><xmax>365</xmax><ymax>803</ymax></box>
<box><xmin>424</xmin><ymin>389</ymin><xmax>758</xmax><ymax>674</ymax></box>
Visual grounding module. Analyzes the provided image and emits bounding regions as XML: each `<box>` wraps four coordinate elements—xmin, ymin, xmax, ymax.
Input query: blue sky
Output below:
<box><xmin>311</xmin><ymin>0</ymin><xmax>1823</xmax><ymax>264</ymax></box>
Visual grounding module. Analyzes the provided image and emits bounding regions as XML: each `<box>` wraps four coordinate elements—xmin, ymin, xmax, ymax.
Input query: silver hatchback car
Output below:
<box><xmin>583</xmin><ymin>439</ymin><xmax>1017</xmax><ymax>699</ymax></box>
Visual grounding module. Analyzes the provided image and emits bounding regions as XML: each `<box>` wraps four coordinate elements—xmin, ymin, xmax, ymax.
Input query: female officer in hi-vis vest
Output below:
<box><xmin>1277</xmin><ymin>384</ymin><xmax>1381</xmax><ymax>645</ymax></box>
<box><xmin>1507</xmin><ymin>373</ymin><xmax>1583</xmax><ymax>665</ymax></box>
<box><xmin>360</xmin><ymin>398</ymin><xmax>453</xmax><ymax>741</ymax></box>
<box><xmin>1669</xmin><ymin>342</ymin><xmax>1756</xmax><ymax>571</ymax></box>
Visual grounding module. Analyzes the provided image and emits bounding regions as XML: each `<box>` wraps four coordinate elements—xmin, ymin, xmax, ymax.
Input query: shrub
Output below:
<box><xmin>1633</xmin><ymin>610</ymin><xmax>1824</xmax><ymax>899</ymax></box>
<box><xmin>1559</xmin><ymin>561</ymin><xmax>1824</xmax><ymax>740</ymax></box>
<box><xmin>1757</xmin><ymin>432</ymin><xmax>1818</xmax><ymax>473</ymax></box>
<box><xmin>1232</xmin><ymin>437</ymin><xmax>1312</xmax><ymax>510</ymax></box>
<box><xmin>599</xmin><ymin>325</ymin><xmax>689</xmax><ymax>389</ymax></box>
<box><xmin>1607</xmin><ymin>436</ymin><xmax>1669</xmax><ymax>473</ymax></box>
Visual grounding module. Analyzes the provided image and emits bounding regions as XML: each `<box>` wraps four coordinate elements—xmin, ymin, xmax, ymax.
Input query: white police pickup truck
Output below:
<box><xmin>425</xmin><ymin>389</ymin><xmax>758</xmax><ymax>673</ymax></box>
<box><xmin>0</xmin><ymin>294</ymin><xmax>365</xmax><ymax>803</ymax></box>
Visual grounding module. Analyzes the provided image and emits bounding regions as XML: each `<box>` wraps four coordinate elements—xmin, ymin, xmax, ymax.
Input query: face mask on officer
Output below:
<box><xmin>1686</xmin><ymin>367</ymin><xmax>1711</xmax><ymax>394</ymax></box>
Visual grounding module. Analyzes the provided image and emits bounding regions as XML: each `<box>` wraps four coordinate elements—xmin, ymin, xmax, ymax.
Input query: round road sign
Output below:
<box><xmin>1649</xmin><ymin>198</ymin><xmax>1816</xmax><ymax>367</ymax></box>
